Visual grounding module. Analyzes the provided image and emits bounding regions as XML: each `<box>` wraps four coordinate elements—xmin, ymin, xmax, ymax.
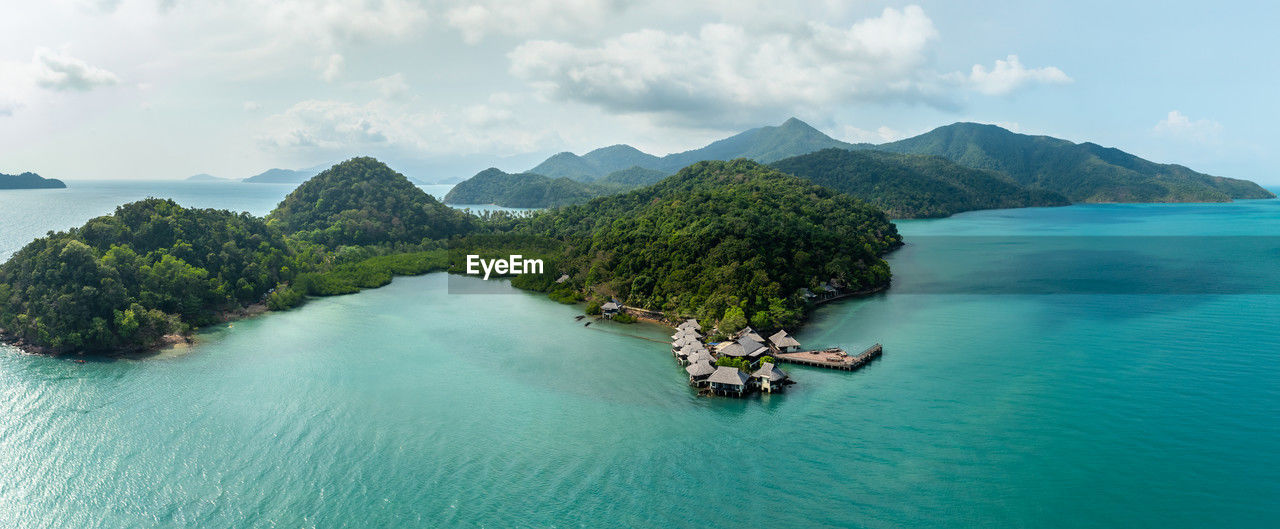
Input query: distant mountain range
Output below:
<box><xmin>242</xmin><ymin>167</ymin><xmax>323</xmax><ymax>184</ymax></box>
<box><xmin>872</xmin><ymin>122</ymin><xmax>1274</xmax><ymax>202</ymax></box>
<box><xmin>528</xmin><ymin>118</ymin><xmax>860</xmax><ymax>181</ymax></box>
<box><xmin>445</xmin><ymin>118</ymin><xmax>1274</xmax><ymax>215</ymax></box>
<box><xmin>0</xmin><ymin>172</ymin><xmax>66</xmax><ymax>190</ymax></box>
<box><xmin>185</xmin><ymin>173</ymin><xmax>233</xmax><ymax>182</ymax></box>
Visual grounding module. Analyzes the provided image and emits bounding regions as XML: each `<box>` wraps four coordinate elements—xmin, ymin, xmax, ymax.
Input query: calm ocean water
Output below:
<box><xmin>0</xmin><ymin>183</ymin><xmax>1277</xmax><ymax>527</ymax></box>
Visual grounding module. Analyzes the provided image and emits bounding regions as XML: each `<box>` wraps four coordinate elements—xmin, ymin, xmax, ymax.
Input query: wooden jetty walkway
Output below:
<box><xmin>774</xmin><ymin>343</ymin><xmax>882</xmax><ymax>371</ymax></box>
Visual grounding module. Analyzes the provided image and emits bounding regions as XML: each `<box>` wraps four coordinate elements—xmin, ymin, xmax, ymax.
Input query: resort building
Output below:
<box><xmin>687</xmin><ymin>350</ymin><xmax>714</xmax><ymax>366</ymax></box>
<box><xmin>686</xmin><ymin>361</ymin><xmax>715</xmax><ymax>387</ymax></box>
<box><xmin>672</xmin><ymin>335</ymin><xmax>701</xmax><ymax>353</ymax></box>
<box><xmin>601</xmin><ymin>301</ymin><xmax>621</xmax><ymax>317</ymax></box>
<box><xmin>671</xmin><ymin>329</ymin><xmax>702</xmax><ymax>341</ymax></box>
<box><xmin>751</xmin><ymin>362</ymin><xmax>790</xmax><ymax>393</ymax></box>
<box><xmin>677</xmin><ymin>319</ymin><xmax>701</xmax><ymax>332</ymax></box>
<box><xmin>675</xmin><ymin>343</ymin><xmax>707</xmax><ymax>365</ymax></box>
<box><xmin>718</xmin><ymin>342</ymin><xmax>747</xmax><ymax>359</ymax></box>
<box><xmin>768</xmin><ymin>330</ymin><xmax>802</xmax><ymax>353</ymax></box>
<box><xmin>737</xmin><ymin>336</ymin><xmax>769</xmax><ymax>360</ymax></box>
<box><xmin>736</xmin><ymin>326</ymin><xmax>766</xmax><ymax>343</ymax></box>
<box><xmin>707</xmin><ymin>366</ymin><xmax>750</xmax><ymax>396</ymax></box>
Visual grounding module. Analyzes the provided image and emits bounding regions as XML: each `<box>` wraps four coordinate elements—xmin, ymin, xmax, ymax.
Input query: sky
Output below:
<box><xmin>0</xmin><ymin>0</ymin><xmax>1276</xmax><ymax>184</ymax></box>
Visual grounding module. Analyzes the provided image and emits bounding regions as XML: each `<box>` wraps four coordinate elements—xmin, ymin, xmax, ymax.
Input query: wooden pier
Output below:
<box><xmin>773</xmin><ymin>343</ymin><xmax>882</xmax><ymax>371</ymax></box>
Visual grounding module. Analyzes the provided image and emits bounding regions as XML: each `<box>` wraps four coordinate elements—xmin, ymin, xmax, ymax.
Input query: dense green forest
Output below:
<box><xmin>443</xmin><ymin>168</ymin><xmax>609</xmax><ymax>207</ymax></box>
<box><xmin>770</xmin><ymin>149</ymin><xmax>1069</xmax><ymax>218</ymax></box>
<box><xmin>506</xmin><ymin>159</ymin><xmax>901</xmax><ymax>332</ymax></box>
<box><xmin>0</xmin><ymin>199</ymin><xmax>295</xmax><ymax>352</ymax></box>
<box><xmin>268</xmin><ymin>156</ymin><xmax>476</xmax><ymax>246</ymax></box>
<box><xmin>444</xmin><ymin>165</ymin><xmax>670</xmax><ymax>209</ymax></box>
<box><xmin>0</xmin><ymin>158</ymin><xmax>471</xmax><ymax>354</ymax></box>
<box><xmin>596</xmin><ymin>166</ymin><xmax>668</xmax><ymax>187</ymax></box>
<box><xmin>876</xmin><ymin>122</ymin><xmax>1275</xmax><ymax>202</ymax></box>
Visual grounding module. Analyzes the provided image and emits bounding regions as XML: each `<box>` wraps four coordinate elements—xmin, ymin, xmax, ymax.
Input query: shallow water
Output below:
<box><xmin>0</xmin><ymin>184</ymin><xmax>1277</xmax><ymax>527</ymax></box>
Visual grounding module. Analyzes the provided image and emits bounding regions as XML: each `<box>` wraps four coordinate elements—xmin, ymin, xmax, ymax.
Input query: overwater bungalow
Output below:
<box><xmin>601</xmin><ymin>301</ymin><xmax>621</xmax><ymax>317</ymax></box>
<box><xmin>718</xmin><ymin>342</ymin><xmax>747</xmax><ymax>358</ymax></box>
<box><xmin>675</xmin><ymin>343</ymin><xmax>706</xmax><ymax>365</ymax></box>
<box><xmin>672</xmin><ymin>336</ymin><xmax>700</xmax><ymax>354</ymax></box>
<box><xmin>737</xmin><ymin>335</ymin><xmax>769</xmax><ymax>360</ymax></box>
<box><xmin>708</xmin><ymin>366</ymin><xmax>750</xmax><ymax>396</ymax></box>
<box><xmin>687</xmin><ymin>350</ymin><xmax>714</xmax><ymax>366</ymax></box>
<box><xmin>768</xmin><ymin>330</ymin><xmax>801</xmax><ymax>353</ymax></box>
<box><xmin>686</xmin><ymin>360</ymin><xmax>715</xmax><ymax>387</ymax></box>
<box><xmin>677</xmin><ymin>319</ymin><xmax>701</xmax><ymax>332</ymax></box>
<box><xmin>751</xmin><ymin>362</ymin><xmax>790</xmax><ymax>393</ymax></box>
<box><xmin>671</xmin><ymin>328</ymin><xmax>702</xmax><ymax>341</ymax></box>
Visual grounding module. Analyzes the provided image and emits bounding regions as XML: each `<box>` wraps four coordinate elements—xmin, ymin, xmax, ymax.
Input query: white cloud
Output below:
<box><xmin>1154</xmin><ymin>110</ymin><xmax>1223</xmax><ymax>144</ymax></box>
<box><xmin>371</xmin><ymin>73</ymin><xmax>410</xmax><ymax>100</ymax></box>
<box><xmin>840</xmin><ymin>125</ymin><xmax>904</xmax><ymax>144</ymax></box>
<box><xmin>319</xmin><ymin>53</ymin><xmax>345</xmax><ymax>82</ymax></box>
<box><xmin>509</xmin><ymin>6</ymin><xmax>945</xmax><ymax>124</ymax></box>
<box><xmin>0</xmin><ymin>101</ymin><xmax>18</xmax><ymax>117</ymax></box>
<box><xmin>251</xmin><ymin>0</ymin><xmax>429</xmax><ymax>48</ymax></box>
<box><xmin>258</xmin><ymin>94</ymin><xmax>555</xmax><ymax>156</ymax></box>
<box><xmin>962</xmin><ymin>55</ymin><xmax>1071</xmax><ymax>96</ymax></box>
<box><xmin>243</xmin><ymin>101</ymin><xmax>262</xmax><ymax>112</ymax></box>
<box><xmin>445</xmin><ymin>0</ymin><xmax>628</xmax><ymax>44</ymax></box>
<box><xmin>31</xmin><ymin>48</ymin><xmax>121</xmax><ymax>91</ymax></box>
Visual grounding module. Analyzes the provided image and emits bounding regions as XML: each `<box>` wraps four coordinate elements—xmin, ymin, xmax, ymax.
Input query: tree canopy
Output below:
<box><xmin>268</xmin><ymin>157</ymin><xmax>475</xmax><ymax>247</ymax></box>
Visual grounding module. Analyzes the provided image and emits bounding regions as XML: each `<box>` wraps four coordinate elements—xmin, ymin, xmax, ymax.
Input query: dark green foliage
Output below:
<box><xmin>445</xmin><ymin>165</ymin><xmax>677</xmax><ymax>209</ymax></box>
<box><xmin>876</xmin><ymin>122</ymin><xmax>1276</xmax><ymax>202</ymax></box>
<box><xmin>715</xmin><ymin>356</ymin><xmax>751</xmax><ymax>372</ymax></box>
<box><xmin>0</xmin><ymin>198</ymin><xmax>293</xmax><ymax>352</ymax></box>
<box><xmin>511</xmin><ymin>159</ymin><xmax>901</xmax><ymax>332</ymax></box>
<box><xmin>547</xmin><ymin>288</ymin><xmax>581</xmax><ymax>304</ymax></box>
<box><xmin>585</xmin><ymin>303</ymin><xmax>602</xmax><ymax>316</ymax></box>
<box><xmin>268</xmin><ymin>157</ymin><xmax>475</xmax><ymax>247</ymax></box>
<box><xmin>611</xmin><ymin>312</ymin><xmax>638</xmax><ymax>324</ymax></box>
<box><xmin>293</xmin><ymin>250</ymin><xmax>448</xmax><ymax>297</ymax></box>
<box><xmin>596</xmin><ymin>166</ymin><xmax>668</xmax><ymax>188</ymax></box>
<box><xmin>771</xmin><ymin>149</ymin><xmax>1069</xmax><ymax>218</ymax></box>
<box><xmin>0</xmin><ymin>171</ymin><xmax>66</xmax><ymax>189</ymax></box>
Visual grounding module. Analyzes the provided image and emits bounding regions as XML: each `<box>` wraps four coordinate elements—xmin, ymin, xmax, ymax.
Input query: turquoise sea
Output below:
<box><xmin>0</xmin><ymin>183</ymin><xmax>1277</xmax><ymax>527</ymax></box>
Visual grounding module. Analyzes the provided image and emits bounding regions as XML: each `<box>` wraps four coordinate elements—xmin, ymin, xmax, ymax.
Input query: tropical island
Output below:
<box><xmin>0</xmin><ymin>156</ymin><xmax>899</xmax><ymax>359</ymax></box>
<box><xmin>1</xmin><ymin>118</ymin><xmax>1273</xmax><ymax>396</ymax></box>
<box><xmin>0</xmin><ymin>171</ymin><xmax>66</xmax><ymax>189</ymax></box>
<box><xmin>443</xmin><ymin>118</ymin><xmax>1274</xmax><ymax>214</ymax></box>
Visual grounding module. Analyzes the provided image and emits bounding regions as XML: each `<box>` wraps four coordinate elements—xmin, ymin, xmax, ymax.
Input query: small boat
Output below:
<box><xmin>574</xmin><ymin>315</ymin><xmax>585</xmax><ymax>321</ymax></box>
<box><xmin>584</xmin><ymin>321</ymin><xmax>591</xmax><ymax>327</ymax></box>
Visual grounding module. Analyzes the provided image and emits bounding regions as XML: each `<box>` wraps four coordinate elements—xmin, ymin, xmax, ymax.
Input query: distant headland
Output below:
<box><xmin>0</xmin><ymin>172</ymin><xmax>66</xmax><ymax>190</ymax></box>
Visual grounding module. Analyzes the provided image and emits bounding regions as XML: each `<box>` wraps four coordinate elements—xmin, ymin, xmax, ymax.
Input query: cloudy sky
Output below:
<box><xmin>1</xmin><ymin>1</ymin><xmax>1276</xmax><ymax>184</ymax></box>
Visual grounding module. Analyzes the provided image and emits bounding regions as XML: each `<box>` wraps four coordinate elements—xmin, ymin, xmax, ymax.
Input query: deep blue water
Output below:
<box><xmin>0</xmin><ymin>183</ymin><xmax>1277</xmax><ymax>527</ymax></box>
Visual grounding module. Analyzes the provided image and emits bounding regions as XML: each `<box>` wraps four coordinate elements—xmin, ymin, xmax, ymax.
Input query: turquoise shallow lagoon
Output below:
<box><xmin>0</xmin><ymin>184</ymin><xmax>1278</xmax><ymax>527</ymax></box>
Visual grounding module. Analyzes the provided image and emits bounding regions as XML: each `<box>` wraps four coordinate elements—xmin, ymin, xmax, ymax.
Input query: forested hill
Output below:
<box><xmin>443</xmin><ymin>168</ymin><xmax>605</xmax><ymax>208</ymax></box>
<box><xmin>443</xmin><ymin>166</ymin><xmax>668</xmax><ymax>208</ymax></box>
<box><xmin>0</xmin><ymin>199</ymin><xmax>294</xmax><ymax>353</ymax></box>
<box><xmin>0</xmin><ymin>172</ymin><xmax>66</xmax><ymax>189</ymax></box>
<box><xmin>511</xmin><ymin>159</ymin><xmax>901</xmax><ymax>332</ymax></box>
<box><xmin>770</xmin><ymin>149</ymin><xmax>1069</xmax><ymax>218</ymax></box>
<box><xmin>875</xmin><ymin>123</ymin><xmax>1275</xmax><ymax>202</ymax></box>
<box><xmin>1</xmin><ymin>157</ymin><xmax>475</xmax><ymax>354</ymax></box>
<box><xmin>267</xmin><ymin>157</ymin><xmax>475</xmax><ymax>246</ymax></box>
